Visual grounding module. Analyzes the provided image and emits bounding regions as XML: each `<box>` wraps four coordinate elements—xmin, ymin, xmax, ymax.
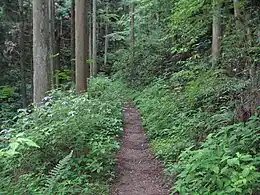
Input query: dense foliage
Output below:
<box><xmin>1</xmin><ymin>0</ymin><xmax>259</xmax><ymax>194</ymax></box>
<box><xmin>111</xmin><ymin>0</ymin><xmax>260</xmax><ymax>193</ymax></box>
<box><xmin>0</xmin><ymin>77</ymin><xmax>126</xmax><ymax>194</ymax></box>
<box><xmin>132</xmin><ymin>68</ymin><xmax>260</xmax><ymax>194</ymax></box>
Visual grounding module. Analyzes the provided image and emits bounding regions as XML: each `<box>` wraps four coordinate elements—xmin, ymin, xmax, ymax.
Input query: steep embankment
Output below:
<box><xmin>133</xmin><ymin>69</ymin><xmax>260</xmax><ymax>194</ymax></box>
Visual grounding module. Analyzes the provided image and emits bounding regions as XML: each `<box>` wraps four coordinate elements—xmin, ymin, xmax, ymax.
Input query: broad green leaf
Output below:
<box><xmin>17</xmin><ymin>138</ymin><xmax>40</xmax><ymax>148</ymax></box>
<box><xmin>212</xmin><ymin>166</ymin><xmax>219</xmax><ymax>174</ymax></box>
<box><xmin>227</xmin><ymin>158</ymin><xmax>240</xmax><ymax>166</ymax></box>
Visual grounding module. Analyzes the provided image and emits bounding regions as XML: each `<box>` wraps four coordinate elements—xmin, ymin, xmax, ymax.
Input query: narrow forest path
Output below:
<box><xmin>110</xmin><ymin>103</ymin><xmax>170</xmax><ymax>195</ymax></box>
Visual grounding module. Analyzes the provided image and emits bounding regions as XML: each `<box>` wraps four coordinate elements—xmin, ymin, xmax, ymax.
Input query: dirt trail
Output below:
<box><xmin>111</xmin><ymin>103</ymin><xmax>170</xmax><ymax>195</ymax></box>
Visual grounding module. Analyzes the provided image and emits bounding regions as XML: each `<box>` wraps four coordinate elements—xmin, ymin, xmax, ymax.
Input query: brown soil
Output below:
<box><xmin>110</xmin><ymin>103</ymin><xmax>171</xmax><ymax>195</ymax></box>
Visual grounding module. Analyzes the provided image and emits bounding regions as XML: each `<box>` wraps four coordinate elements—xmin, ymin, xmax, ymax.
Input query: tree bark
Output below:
<box><xmin>54</xmin><ymin>19</ymin><xmax>61</xmax><ymax>86</ymax></box>
<box><xmin>212</xmin><ymin>0</ymin><xmax>221</xmax><ymax>67</ymax></box>
<box><xmin>71</xmin><ymin>0</ymin><xmax>75</xmax><ymax>83</ymax></box>
<box><xmin>33</xmin><ymin>0</ymin><xmax>50</xmax><ymax>103</ymax></box>
<box><xmin>104</xmin><ymin>2</ymin><xmax>109</xmax><ymax>68</ymax></box>
<box><xmin>89</xmin><ymin>6</ymin><xmax>93</xmax><ymax>76</ymax></box>
<box><xmin>92</xmin><ymin>0</ymin><xmax>98</xmax><ymax>76</ymax></box>
<box><xmin>75</xmin><ymin>0</ymin><xmax>88</xmax><ymax>93</ymax></box>
<box><xmin>19</xmin><ymin>0</ymin><xmax>27</xmax><ymax>107</ymax></box>
<box><xmin>48</xmin><ymin>0</ymin><xmax>55</xmax><ymax>86</ymax></box>
<box><xmin>104</xmin><ymin>23</ymin><xmax>109</xmax><ymax>68</ymax></box>
<box><xmin>85</xmin><ymin>1</ymin><xmax>90</xmax><ymax>79</ymax></box>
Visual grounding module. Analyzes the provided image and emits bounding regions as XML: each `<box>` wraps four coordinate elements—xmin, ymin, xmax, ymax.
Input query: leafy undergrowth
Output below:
<box><xmin>133</xmin><ymin>67</ymin><xmax>260</xmax><ymax>194</ymax></box>
<box><xmin>0</xmin><ymin>77</ymin><xmax>126</xmax><ymax>194</ymax></box>
<box><xmin>0</xmin><ymin>85</ymin><xmax>20</xmax><ymax>129</ymax></box>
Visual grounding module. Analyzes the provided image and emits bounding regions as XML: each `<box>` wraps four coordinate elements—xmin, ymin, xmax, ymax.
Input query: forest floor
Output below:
<box><xmin>110</xmin><ymin>103</ymin><xmax>171</xmax><ymax>195</ymax></box>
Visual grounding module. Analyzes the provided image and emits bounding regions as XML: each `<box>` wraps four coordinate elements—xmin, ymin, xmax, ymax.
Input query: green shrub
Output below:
<box><xmin>0</xmin><ymin>77</ymin><xmax>125</xmax><ymax>194</ymax></box>
<box><xmin>174</xmin><ymin>117</ymin><xmax>260</xmax><ymax>194</ymax></box>
<box><xmin>133</xmin><ymin>68</ymin><xmax>259</xmax><ymax>194</ymax></box>
<box><xmin>0</xmin><ymin>86</ymin><xmax>20</xmax><ymax>128</ymax></box>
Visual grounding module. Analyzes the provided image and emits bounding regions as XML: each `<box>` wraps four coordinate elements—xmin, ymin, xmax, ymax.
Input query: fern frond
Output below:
<box><xmin>44</xmin><ymin>150</ymin><xmax>73</xmax><ymax>194</ymax></box>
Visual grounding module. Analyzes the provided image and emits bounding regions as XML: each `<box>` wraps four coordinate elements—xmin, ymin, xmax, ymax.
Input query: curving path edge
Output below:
<box><xmin>110</xmin><ymin>103</ymin><xmax>170</xmax><ymax>195</ymax></box>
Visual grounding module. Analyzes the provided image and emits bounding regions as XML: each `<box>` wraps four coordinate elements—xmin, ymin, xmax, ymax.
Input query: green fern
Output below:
<box><xmin>44</xmin><ymin>150</ymin><xmax>73</xmax><ymax>194</ymax></box>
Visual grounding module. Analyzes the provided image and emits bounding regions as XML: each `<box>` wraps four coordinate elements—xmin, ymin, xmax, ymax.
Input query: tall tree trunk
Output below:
<box><xmin>71</xmin><ymin>0</ymin><xmax>75</xmax><ymax>83</ymax></box>
<box><xmin>60</xmin><ymin>19</ymin><xmax>64</xmax><ymax>49</ymax></box>
<box><xmin>60</xmin><ymin>18</ymin><xmax>64</xmax><ymax>67</ymax></box>
<box><xmin>256</xmin><ymin>29</ymin><xmax>260</xmax><ymax>86</ymax></box>
<box><xmin>104</xmin><ymin>23</ymin><xmax>109</xmax><ymax>68</ymax></box>
<box><xmin>85</xmin><ymin>1</ymin><xmax>90</xmax><ymax>79</ymax></box>
<box><xmin>92</xmin><ymin>0</ymin><xmax>97</xmax><ymax>76</ymax></box>
<box><xmin>75</xmin><ymin>0</ymin><xmax>88</xmax><ymax>93</ymax></box>
<box><xmin>104</xmin><ymin>2</ymin><xmax>109</xmax><ymax>68</ymax></box>
<box><xmin>54</xmin><ymin>19</ymin><xmax>61</xmax><ymax>86</ymax></box>
<box><xmin>33</xmin><ymin>0</ymin><xmax>49</xmax><ymax>103</ymax></box>
<box><xmin>130</xmin><ymin>3</ymin><xmax>135</xmax><ymax>66</ymax></box>
<box><xmin>89</xmin><ymin>7</ymin><xmax>93</xmax><ymax>76</ymax></box>
<box><xmin>19</xmin><ymin>0</ymin><xmax>27</xmax><ymax>107</ymax></box>
<box><xmin>48</xmin><ymin>0</ymin><xmax>55</xmax><ymax>86</ymax></box>
<box><xmin>212</xmin><ymin>0</ymin><xmax>221</xmax><ymax>67</ymax></box>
